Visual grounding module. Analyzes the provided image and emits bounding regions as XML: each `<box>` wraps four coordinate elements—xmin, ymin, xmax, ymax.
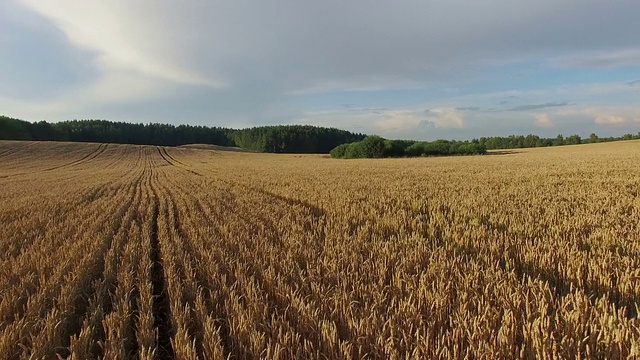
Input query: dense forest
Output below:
<box><xmin>2</xmin><ymin>115</ymin><xmax>639</xmax><ymax>154</ymax></box>
<box><xmin>0</xmin><ymin>116</ymin><xmax>364</xmax><ymax>153</ymax></box>
<box><xmin>228</xmin><ymin>125</ymin><xmax>365</xmax><ymax>153</ymax></box>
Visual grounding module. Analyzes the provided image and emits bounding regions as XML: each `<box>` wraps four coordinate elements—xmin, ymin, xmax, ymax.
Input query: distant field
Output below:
<box><xmin>1</xmin><ymin>140</ymin><xmax>639</xmax><ymax>358</ymax></box>
<box><xmin>178</xmin><ymin>143</ymin><xmax>255</xmax><ymax>152</ymax></box>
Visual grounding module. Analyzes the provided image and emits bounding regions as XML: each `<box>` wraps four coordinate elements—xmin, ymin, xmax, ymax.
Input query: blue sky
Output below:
<box><xmin>1</xmin><ymin>0</ymin><xmax>639</xmax><ymax>140</ymax></box>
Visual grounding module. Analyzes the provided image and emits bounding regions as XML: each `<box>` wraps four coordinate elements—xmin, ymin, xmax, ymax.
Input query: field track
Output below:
<box><xmin>0</xmin><ymin>140</ymin><xmax>639</xmax><ymax>358</ymax></box>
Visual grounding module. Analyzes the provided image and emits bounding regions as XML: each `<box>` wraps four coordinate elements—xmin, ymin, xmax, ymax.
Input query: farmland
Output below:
<box><xmin>1</xmin><ymin>140</ymin><xmax>639</xmax><ymax>359</ymax></box>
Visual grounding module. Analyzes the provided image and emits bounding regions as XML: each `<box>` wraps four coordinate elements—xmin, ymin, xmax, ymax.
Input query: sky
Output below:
<box><xmin>1</xmin><ymin>0</ymin><xmax>639</xmax><ymax>140</ymax></box>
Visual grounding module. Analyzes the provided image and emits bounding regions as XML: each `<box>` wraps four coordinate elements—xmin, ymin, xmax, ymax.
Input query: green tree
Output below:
<box><xmin>329</xmin><ymin>143</ymin><xmax>350</xmax><ymax>158</ymax></box>
<box><xmin>383</xmin><ymin>140</ymin><xmax>405</xmax><ymax>157</ymax></box>
<box><xmin>0</xmin><ymin>116</ymin><xmax>32</xmax><ymax>140</ymax></box>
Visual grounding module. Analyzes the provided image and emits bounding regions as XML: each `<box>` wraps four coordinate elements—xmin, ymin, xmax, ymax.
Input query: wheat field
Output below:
<box><xmin>0</xmin><ymin>140</ymin><xmax>639</xmax><ymax>359</ymax></box>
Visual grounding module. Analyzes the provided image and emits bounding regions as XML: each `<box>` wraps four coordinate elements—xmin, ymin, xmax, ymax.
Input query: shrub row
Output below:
<box><xmin>330</xmin><ymin>136</ymin><xmax>486</xmax><ymax>159</ymax></box>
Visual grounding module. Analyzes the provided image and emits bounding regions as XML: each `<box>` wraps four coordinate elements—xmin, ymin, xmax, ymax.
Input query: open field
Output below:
<box><xmin>1</xmin><ymin>140</ymin><xmax>639</xmax><ymax>359</ymax></box>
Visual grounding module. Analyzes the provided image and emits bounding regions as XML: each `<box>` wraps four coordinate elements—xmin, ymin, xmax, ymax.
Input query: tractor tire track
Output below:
<box><xmin>162</xmin><ymin>147</ymin><xmax>186</xmax><ymax>166</ymax></box>
<box><xmin>11</xmin><ymin>168</ymin><xmax>145</xmax><ymax>359</ymax></box>
<box><xmin>149</xmin><ymin>174</ymin><xmax>176</xmax><ymax>359</ymax></box>
<box><xmin>157</xmin><ymin>146</ymin><xmax>204</xmax><ymax>176</ymax></box>
<box><xmin>0</xmin><ymin>172</ymin><xmax>29</xmax><ymax>179</ymax></box>
<box><xmin>57</xmin><ymin>157</ymin><xmax>147</xmax><ymax>358</ymax></box>
<box><xmin>153</xmin><ymin>160</ymin><xmax>235</xmax><ymax>358</ymax></box>
<box><xmin>44</xmin><ymin>143</ymin><xmax>109</xmax><ymax>172</ymax></box>
<box><xmin>0</xmin><ymin>148</ymin><xmax>19</xmax><ymax>158</ymax></box>
<box><xmin>157</xmin><ymin>146</ymin><xmax>175</xmax><ymax>167</ymax></box>
<box><xmin>59</xmin><ymin>169</ymin><xmax>146</xmax><ymax>359</ymax></box>
<box><xmin>0</xmin><ymin>166</ymin><xmax>143</xmax><ymax>327</ymax></box>
<box><xmin>0</xmin><ymin>141</ymin><xmax>38</xmax><ymax>158</ymax></box>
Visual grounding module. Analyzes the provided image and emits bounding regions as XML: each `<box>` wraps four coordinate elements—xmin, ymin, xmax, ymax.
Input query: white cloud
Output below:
<box><xmin>18</xmin><ymin>0</ymin><xmax>223</xmax><ymax>87</ymax></box>
<box><xmin>4</xmin><ymin>0</ymin><xmax>640</xmax><ymax>134</ymax></box>
<box><xmin>374</xmin><ymin>110</ymin><xmax>424</xmax><ymax>132</ymax></box>
<box><xmin>425</xmin><ymin>108</ymin><xmax>465</xmax><ymax>129</ymax></box>
<box><xmin>557</xmin><ymin>106</ymin><xmax>640</xmax><ymax>127</ymax></box>
<box><xmin>534</xmin><ymin>113</ymin><xmax>554</xmax><ymax>128</ymax></box>
<box><xmin>17</xmin><ymin>0</ymin><xmax>640</xmax><ymax>97</ymax></box>
<box><xmin>595</xmin><ymin>114</ymin><xmax>626</xmax><ymax>125</ymax></box>
<box><xmin>369</xmin><ymin>107</ymin><xmax>465</xmax><ymax>133</ymax></box>
<box><xmin>80</xmin><ymin>72</ymin><xmax>170</xmax><ymax>103</ymax></box>
<box><xmin>297</xmin><ymin>105</ymin><xmax>466</xmax><ymax>139</ymax></box>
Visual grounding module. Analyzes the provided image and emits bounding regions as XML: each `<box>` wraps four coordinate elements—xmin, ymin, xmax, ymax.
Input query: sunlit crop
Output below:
<box><xmin>1</xmin><ymin>140</ymin><xmax>639</xmax><ymax>359</ymax></box>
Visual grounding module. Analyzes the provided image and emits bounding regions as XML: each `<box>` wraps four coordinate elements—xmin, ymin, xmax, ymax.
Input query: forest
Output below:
<box><xmin>2</xmin><ymin>115</ymin><xmax>639</xmax><ymax>154</ymax></box>
<box><xmin>0</xmin><ymin>116</ymin><xmax>364</xmax><ymax>153</ymax></box>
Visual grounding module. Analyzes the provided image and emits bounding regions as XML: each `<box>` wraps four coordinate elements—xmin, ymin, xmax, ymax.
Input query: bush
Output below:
<box><xmin>338</xmin><ymin>136</ymin><xmax>386</xmax><ymax>158</ymax></box>
<box><xmin>451</xmin><ymin>142</ymin><xmax>486</xmax><ymax>155</ymax></box>
<box><xmin>383</xmin><ymin>140</ymin><xmax>406</xmax><ymax>157</ymax></box>
<box><xmin>330</xmin><ymin>136</ymin><xmax>486</xmax><ymax>159</ymax></box>
<box><xmin>329</xmin><ymin>143</ymin><xmax>350</xmax><ymax>158</ymax></box>
<box><xmin>423</xmin><ymin>140</ymin><xmax>451</xmax><ymax>155</ymax></box>
<box><xmin>405</xmin><ymin>142</ymin><xmax>427</xmax><ymax>157</ymax></box>
<box><xmin>359</xmin><ymin>136</ymin><xmax>386</xmax><ymax>158</ymax></box>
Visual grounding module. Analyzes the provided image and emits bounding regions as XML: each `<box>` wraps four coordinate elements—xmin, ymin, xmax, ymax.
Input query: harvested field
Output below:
<box><xmin>1</xmin><ymin>139</ymin><xmax>639</xmax><ymax>359</ymax></box>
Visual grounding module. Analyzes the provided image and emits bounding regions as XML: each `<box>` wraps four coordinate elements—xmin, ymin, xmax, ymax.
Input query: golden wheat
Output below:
<box><xmin>0</xmin><ymin>139</ymin><xmax>639</xmax><ymax>359</ymax></box>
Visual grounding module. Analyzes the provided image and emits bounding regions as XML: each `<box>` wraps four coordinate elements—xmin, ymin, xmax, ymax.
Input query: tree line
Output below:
<box><xmin>330</xmin><ymin>131</ymin><xmax>640</xmax><ymax>159</ymax></box>
<box><xmin>228</xmin><ymin>125</ymin><xmax>365</xmax><ymax>153</ymax></box>
<box><xmin>478</xmin><ymin>133</ymin><xmax>640</xmax><ymax>149</ymax></box>
<box><xmin>0</xmin><ymin>116</ymin><xmax>364</xmax><ymax>153</ymax></box>
<box><xmin>2</xmin><ymin>115</ymin><xmax>639</xmax><ymax>155</ymax></box>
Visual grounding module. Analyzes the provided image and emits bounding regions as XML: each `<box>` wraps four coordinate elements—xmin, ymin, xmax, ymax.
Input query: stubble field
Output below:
<box><xmin>0</xmin><ymin>140</ymin><xmax>639</xmax><ymax>359</ymax></box>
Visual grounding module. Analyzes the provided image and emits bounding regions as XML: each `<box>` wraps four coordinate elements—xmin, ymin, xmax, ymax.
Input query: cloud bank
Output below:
<box><xmin>534</xmin><ymin>114</ymin><xmax>555</xmax><ymax>128</ymax></box>
<box><xmin>1</xmin><ymin>0</ymin><xmax>639</xmax><ymax>138</ymax></box>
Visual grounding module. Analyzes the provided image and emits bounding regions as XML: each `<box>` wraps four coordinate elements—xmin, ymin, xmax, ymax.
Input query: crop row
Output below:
<box><xmin>0</xmin><ymin>140</ymin><xmax>639</xmax><ymax>358</ymax></box>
